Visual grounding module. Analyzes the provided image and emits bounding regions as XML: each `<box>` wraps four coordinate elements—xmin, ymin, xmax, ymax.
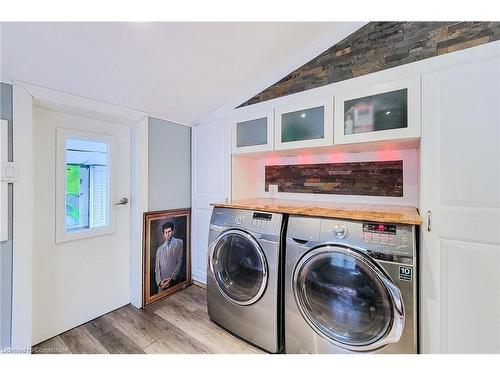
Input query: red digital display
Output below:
<box><xmin>363</xmin><ymin>223</ymin><xmax>397</xmax><ymax>235</ymax></box>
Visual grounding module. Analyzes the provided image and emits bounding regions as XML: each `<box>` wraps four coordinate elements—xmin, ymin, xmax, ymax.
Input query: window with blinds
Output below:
<box><xmin>90</xmin><ymin>165</ymin><xmax>108</xmax><ymax>228</ymax></box>
<box><xmin>65</xmin><ymin>139</ymin><xmax>109</xmax><ymax>232</ymax></box>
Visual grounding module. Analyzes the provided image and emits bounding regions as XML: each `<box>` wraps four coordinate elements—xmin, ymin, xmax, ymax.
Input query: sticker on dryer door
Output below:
<box><xmin>399</xmin><ymin>266</ymin><xmax>413</xmax><ymax>282</ymax></box>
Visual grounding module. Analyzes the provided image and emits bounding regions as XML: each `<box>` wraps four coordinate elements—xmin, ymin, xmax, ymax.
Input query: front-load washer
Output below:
<box><xmin>285</xmin><ymin>215</ymin><xmax>417</xmax><ymax>354</ymax></box>
<box><xmin>207</xmin><ymin>207</ymin><xmax>284</xmax><ymax>353</ymax></box>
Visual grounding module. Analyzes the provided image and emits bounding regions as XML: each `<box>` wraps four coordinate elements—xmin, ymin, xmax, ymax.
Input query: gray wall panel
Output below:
<box><xmin>148</xmin><ymin>117</ymin><xmax>191</xmax><ymax>211</ymax></box>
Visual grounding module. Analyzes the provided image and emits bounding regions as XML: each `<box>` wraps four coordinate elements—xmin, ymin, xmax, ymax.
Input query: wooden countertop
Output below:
<box><xmin>211</xmin><ymin>198</ymin><xmax>422</xmax><ymax>225</ymax></box>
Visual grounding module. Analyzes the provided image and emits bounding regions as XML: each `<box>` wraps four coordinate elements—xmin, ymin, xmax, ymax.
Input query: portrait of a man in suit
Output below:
<box><xmin>155</xmin><ymin>221</ymin><xmax>184</xmax><ymax>291</ymax></box>
<box><xmin>144</xmin><ymin>209</ymin><xmax>190</xmax><ymax>305</ymax></box>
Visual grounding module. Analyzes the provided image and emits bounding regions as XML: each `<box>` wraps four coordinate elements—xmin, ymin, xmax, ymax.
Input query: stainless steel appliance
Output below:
<box><xmin>285</xmin><ymin>215</ymin><xmax>417</xmax><ymax>354</ymax></box>
<box><xmin>207</xmin><ymin>207</ymin><xmax>283</xmax><ymax>353</ymax></box>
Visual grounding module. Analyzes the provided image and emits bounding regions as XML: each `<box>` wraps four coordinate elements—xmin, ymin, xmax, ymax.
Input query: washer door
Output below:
<box><xmin>210</xmin><ymin>229</ymin><xmax>268</xmax><ymax>306</ymax></box>
<box><xmin>293</xmin><ymin>245</ymin><xmax>404</xmax><ymax>351</ymax></box>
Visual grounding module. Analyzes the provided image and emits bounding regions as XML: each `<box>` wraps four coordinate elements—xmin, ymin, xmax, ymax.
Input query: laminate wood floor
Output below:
<box><xmin>32</xmin><ymin>285</ymin><xmax>264</xmax><ymax>354</ymax></box>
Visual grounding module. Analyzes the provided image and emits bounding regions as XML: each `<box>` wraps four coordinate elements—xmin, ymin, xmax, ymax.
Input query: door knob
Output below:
<box><xmin>115</xmin><ymin>197</ymin><xmax>129</xmax><ymax>206</ymax></box>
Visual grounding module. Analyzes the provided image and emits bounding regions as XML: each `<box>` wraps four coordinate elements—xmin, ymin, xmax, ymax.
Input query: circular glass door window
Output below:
<box><xmin>212</xmin><ymin>230</ymin><xmax>267</xmax><ymax>305</ymax></box>
<box><xmin>294</xmin><ymin>246</ymin><xmax>393</xmax><ymax>348</ymax></box>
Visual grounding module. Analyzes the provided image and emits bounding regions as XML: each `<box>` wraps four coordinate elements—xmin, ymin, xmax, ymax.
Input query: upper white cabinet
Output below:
<box><xmin>275</xmin><ymin>97</ymin><xmax>333</xmax><ymax>150</ymax></box>
<box><xmin>231</xmin><ymin>109</ymin><xmax>274</xmax><ymax>154</ymax></box>
<box><xmin>230</xmin><ymin>76</ymin><xmax>421</xmax><ymax>155</ymax></box>
<box><xmin>334</xmin><ymin>76</ymin><xmax>421</xmax><ymax>145</ymax></box>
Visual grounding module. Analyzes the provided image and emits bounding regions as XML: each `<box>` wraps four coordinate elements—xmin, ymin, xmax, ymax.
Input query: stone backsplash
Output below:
<box><xmin>265</xmin><ymin>160</ymin><xmax>403</xmax><ymax>197</ymax></box>
<box><xmin>240</xmin><ymin>22</ymin><xmax>500</xmax><ymax>107</ymax></box>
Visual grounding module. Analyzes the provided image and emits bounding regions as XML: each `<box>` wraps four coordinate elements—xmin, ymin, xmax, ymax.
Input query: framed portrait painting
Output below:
<box><xmin>143</xmin><ymin>208</ymin><xmax>191</xmax><ymax>306</ymax></box>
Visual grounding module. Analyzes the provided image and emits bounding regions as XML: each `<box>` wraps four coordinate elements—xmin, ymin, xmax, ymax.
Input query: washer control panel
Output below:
<box><xmin>320</xmin><ymin>218</ymin><xmax>415</xmax><ymax>258</ymax></box>
<box><xmin>362</xmin><ymin>223</ymin><xmax>398</xmax><ymax>246</ymax></box>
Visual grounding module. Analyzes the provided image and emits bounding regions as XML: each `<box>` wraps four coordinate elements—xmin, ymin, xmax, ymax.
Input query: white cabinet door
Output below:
<box><xmin>231</xmin><ymin>108</ymin><xmax>274</xmax><ymax>154</ymax></box>
<box><xmin>192</xmin><ymin>120</ymin><xmax>230</xmax><ymax>283</ymax></box>
<box><xmin>275</xmin><ymin>97</ymin><xmax>334</xmax><ymax>150</ymax></box>
<box><xmin>334</xmin><ymin>76</ymin><xmax>420</xmax><ymax>145</ymax></box>
<box><xmin>420</xmin><ymin>55</ymin><xmax>500</xmax><ymax>353</ymax></box>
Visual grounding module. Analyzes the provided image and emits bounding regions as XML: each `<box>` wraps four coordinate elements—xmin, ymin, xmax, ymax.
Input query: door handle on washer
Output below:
<box><xmin>378</xmin><ymin>275</ymin><xmax>405</xmax><ymax>346</ymax></box>
<box><xmin>291</xmin><ymin>238</ymin><xmax>309</xmax><ymax>245</ymax></box>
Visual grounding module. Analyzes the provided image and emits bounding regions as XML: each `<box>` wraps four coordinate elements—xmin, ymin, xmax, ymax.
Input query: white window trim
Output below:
<box><xmin>55</xmin><ymin>127</ymin><xmax>117</xmax><ymax>243</ymax></box>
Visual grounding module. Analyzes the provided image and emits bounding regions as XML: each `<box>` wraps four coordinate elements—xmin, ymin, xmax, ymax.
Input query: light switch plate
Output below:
<box><xmin>268</xmin><ymin>184</ymin><xmax>278</xmax><ymax>197</ymax></box>
<box><xmin>2</xmin><ymin>162</ymin><xmax>17</xmax><ymax>183</ymax></box>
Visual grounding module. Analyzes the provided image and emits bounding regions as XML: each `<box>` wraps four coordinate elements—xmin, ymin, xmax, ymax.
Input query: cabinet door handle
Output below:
<box><xmin>427</xmin><ymin>210</ymin><xmax>432</xmax><ymax>232</ymax></box>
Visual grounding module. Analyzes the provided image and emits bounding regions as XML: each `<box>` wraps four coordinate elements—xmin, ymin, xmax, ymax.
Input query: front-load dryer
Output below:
<box><xmin>207</xmin><ymin>207</ymin><xmax>284</xmax><ymax>353</ymax></box>
<box><xmin>285</xmin><ymin>215</ymin><xmax>417</xmax><ymax>354</ymax></box>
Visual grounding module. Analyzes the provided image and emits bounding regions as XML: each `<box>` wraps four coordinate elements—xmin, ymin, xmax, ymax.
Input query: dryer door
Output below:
<box><xmin>210</xmin><ymin>229</ymin><xmax>268</xmax><ymax>306</ymax></box>
<box><xmin>293</xmin><ymin>245</ymin><xmax>404</xmax><ymax>351</ymax></box>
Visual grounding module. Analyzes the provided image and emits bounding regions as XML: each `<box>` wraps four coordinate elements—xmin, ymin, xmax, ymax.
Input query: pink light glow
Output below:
<box><xmin>376</xmin><ymin>149</ymin><xmax>402</xmax><ymax>160</ymax></box>
<box><xmin>298</xmin><ymin>153</ymin><xmax>314</xmax><ymax>164</ymax></box>
<box><xmin>266</xmin><ymin>156</ymin><xmax>282</xmax><ymax>165</ymax></box>
<box><xmin>327</xmin><ymin>153</ymin><xmax>345</xmax><ymax>163</ymax></box>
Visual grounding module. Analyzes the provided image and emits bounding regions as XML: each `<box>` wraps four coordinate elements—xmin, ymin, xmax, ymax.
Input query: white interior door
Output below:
<box><xmin>191</xmin><ymin>120</ymin><xmax>230</xmax><ymax>284</ymax></box>
<box><xmin>420</xmin><ymin>54</ymin><xmax>500</xmax><ymax>353</ymax></box>
<box><xmin>32</xmin><ymin>107</ymin><xmax>131</xmax><ymax>345</ymax></box>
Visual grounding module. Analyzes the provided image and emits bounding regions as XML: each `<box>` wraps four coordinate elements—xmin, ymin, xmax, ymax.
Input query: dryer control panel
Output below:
<box><xmin>251</xmin><ymin>212</ymin><xmax>276</xmax><ymax>230</ymax></box>
<box><xmin>211</xmin><ymin>207</ymin><xmax>282</xmax><ymax>236</ymax></box>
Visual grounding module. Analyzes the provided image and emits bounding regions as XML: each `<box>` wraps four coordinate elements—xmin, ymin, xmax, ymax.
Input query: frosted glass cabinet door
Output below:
<box><xmin>281</xmin><ymin>106</ymin><xmax>325</xmax><ymax>142</ymax></box>
<box><xmin>334</xmin><ymin>76</ymin><xmax>421</xmax><ymax>145</ymax></box>
<box><xmin>344</xmin><ymin>89</ymin><xmax>407</xmax><ymax>135</ymax></box>
<box><xmin>275</xmin><ymin>97</ymin><xmax>334</xmax><ymax>150</ymax></box>
<box><xmin>231</xmin><ymin>110</ymin><xmax>274</xmax><ymax>154</ymax></box>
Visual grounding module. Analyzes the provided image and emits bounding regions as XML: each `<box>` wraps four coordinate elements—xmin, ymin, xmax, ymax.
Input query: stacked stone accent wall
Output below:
<box><xmin>240</xmin><ymin>22</ymin><xmax>500</xmax><ymax>107</ymax></box>
<box><xmin>265</xmin><ymin>160</ymin><xmax>403</xmax><ymax>197</ymax></box>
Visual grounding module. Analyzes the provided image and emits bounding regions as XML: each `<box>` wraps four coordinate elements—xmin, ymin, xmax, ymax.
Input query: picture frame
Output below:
<box><xmin>143</xmin><ymin>208</ymin><xmax>191</xmax><ymax>306</ymax></box>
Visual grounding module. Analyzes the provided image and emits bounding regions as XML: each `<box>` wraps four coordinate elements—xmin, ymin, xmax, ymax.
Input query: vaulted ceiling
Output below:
<box><xmin>0</xmin><ymin>22</ymin><xmax>364</xmax><ymax>126</ymax></box>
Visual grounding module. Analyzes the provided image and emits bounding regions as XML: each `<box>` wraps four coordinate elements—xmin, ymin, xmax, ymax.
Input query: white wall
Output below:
<box><xmin>11</xmin><ymin>84</ymin><xmax>33</xmax><ymax>351</ymax></box>
<box><xmin>130</xmin><ymin>116</ymin><xmax>148</xmax><ymax>308</ymax></box>
<box><xmin>0</xmin><ymin>82</ymin><xmax>13</xmax><ymax>350</ymax></box>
